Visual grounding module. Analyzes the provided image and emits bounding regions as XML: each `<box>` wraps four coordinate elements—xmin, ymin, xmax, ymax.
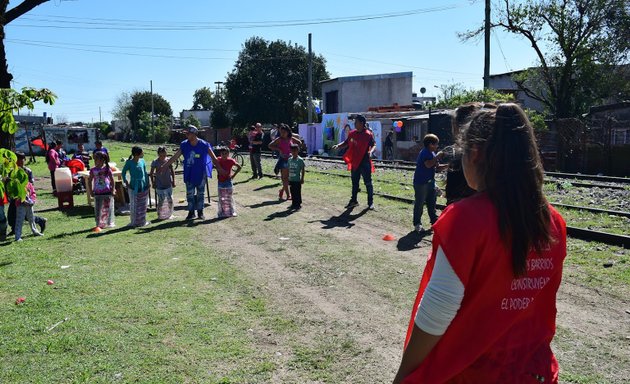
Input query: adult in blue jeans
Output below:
<box><xmin>413</xmin><ymin>134</ymin><xmax>447</xmax><ymax>233</ymax></box>
<box><xmin>332</xmin><ymin>115</ymin><xmax>376</xmax><ymax>209</ymax></box>
<box><xmin>163</xmin><ymin>125</ymin><xmax>224</xmax><ymax>220</ymax></box>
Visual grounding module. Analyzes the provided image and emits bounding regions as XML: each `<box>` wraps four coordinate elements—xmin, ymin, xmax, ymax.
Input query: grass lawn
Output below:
<box><xmin>1</xmin><ymin>140</ymin><xmax>628</xmax><ymax>383</ymax></box>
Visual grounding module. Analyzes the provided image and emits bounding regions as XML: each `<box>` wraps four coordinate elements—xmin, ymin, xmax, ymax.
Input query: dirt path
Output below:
<box><xmin>188</xmin><ymin>176</ymin><xmax>629</xmax><ymax>383</ymax></box>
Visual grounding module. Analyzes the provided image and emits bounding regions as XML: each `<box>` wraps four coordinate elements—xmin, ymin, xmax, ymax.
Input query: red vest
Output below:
<box><xmin>403</xmin><ymin>193</ymin><xmax>566</xmax><ymax>383</ymax></box>
<box><xmin>342</xmin><ymin>129</ymin><xmax>375</xmax><ymax>172</ymax></box>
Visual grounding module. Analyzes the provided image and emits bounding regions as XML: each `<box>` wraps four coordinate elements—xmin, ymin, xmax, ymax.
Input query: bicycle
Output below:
<box><xmin>230</xmin><ymin>145</ymin><xmax>245</xmax><ymax>167</ymax></box>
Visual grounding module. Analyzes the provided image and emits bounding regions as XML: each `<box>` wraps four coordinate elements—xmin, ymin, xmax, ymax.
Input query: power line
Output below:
<box><xmin>12</xmin><ymin>5</ymin><xmax>468</xmax><ymax>31</ymax></box>
<box><xmin>492</xmin><ymin>29</ymin><xmax>512</xmax><ymax>72</ymax></box>
<box><xmin>7</xmin><ymin>40</ymin><xmax>236</xmax><ymax>60</ymax></box>
<box><xmin>7</xmin><ymin>38</ymin><xmax>239</xmax><ymax>52</ymax></box>
<box><xmin>323</xmin><ymin>52</ymin><xmax>479</xmax><ymax>75</ymax></box>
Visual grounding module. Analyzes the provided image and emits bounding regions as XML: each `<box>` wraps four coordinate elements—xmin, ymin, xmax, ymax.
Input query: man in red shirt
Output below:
<box><xmin>332</xmin><ymin>115</ymin><xmax>376</xmax><ymax>210</ymax></box>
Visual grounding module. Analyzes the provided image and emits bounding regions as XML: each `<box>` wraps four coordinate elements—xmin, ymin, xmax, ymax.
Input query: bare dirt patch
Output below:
<box><xmin>189</xmin><ymin>175</ymin><xmax>630</xmax><ymax>383</ymax></box>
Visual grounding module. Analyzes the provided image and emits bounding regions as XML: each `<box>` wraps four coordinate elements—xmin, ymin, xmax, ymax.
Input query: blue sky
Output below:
<box><xmin>6</xmin><ymin>0</ymin><xmax>539</xmax><ymax>123</ymax></box>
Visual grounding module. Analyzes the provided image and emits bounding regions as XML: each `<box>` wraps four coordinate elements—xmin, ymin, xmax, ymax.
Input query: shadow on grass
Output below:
<box><xmin>0</xmin><ymin>260</ymin><xmax>13</xmax><ymax>267</ymax></box>
<box><xmin>248</xmin><ymin>200</ymin><xmax>286</xmax><ymax>209</ymax></box>
<box><xmin>253</xmin><ymin>183</ymin><xmax>281</xmax><ymax>192</ymax></box>
<box><xmin>86</xmin><ymin>225</ymin><xmax>134</xmax><ymax>238</ymax></box>
<box><xmin>233</xmin><ymin>178</ymin><xmax>253</xmax><ymax>186</ymax></box>
<box><xmin>46</xmin><ymin>228</ymin><xmax>94</xmax><ymax>240</ymax></box>
<box><xmin>397</xmin><ymin>230</ymin><xmax>429</xmax><ymax>251</ymax></box>
<box><xmin>135</xmin><ymin>216</ymin><xmax>224</xmax><ymax>233</ymax></box>
<box><xmin>264</xmin><ymin>207</ymin><xmax>298</xmax><ymax>221</ymax></box>
<box><xmin>315</xmin><ymin>206</ymin><xmax>369</xmax><ymax>229</ymax></box>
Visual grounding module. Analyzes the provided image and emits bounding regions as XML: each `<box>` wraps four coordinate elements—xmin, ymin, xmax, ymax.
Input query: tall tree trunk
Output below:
<box><xmin>0</xmin><ymin>0</ymin><xmax>50</xmax><ymax>150</ymax></box>
<box><xmin>0</xmin><ymin>23</ymin><xmax>14</xmax><ymax>150</ymax></box>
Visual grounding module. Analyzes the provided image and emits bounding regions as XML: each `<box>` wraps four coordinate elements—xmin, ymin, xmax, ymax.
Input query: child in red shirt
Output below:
<box><xmin>215</xmin><ymin>146</ymin><xmax>241</xmax><ymax>218</ymax></box>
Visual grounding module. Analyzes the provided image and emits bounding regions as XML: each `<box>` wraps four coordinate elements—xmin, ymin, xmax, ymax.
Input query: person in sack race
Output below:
<box><xmin>122</xmin><ymin>146</ymin><xmax>150</xmax><ymax>227</ymax></box>
<box><xmin>393</xmin><ymin>103</ymin><xmax>567</xmax><ymax>384</ymax></box>
<box><xmin>150</xmin><ymin>146</ymin><xmax>176</xmax><ymax>220</ymax></box>
<box><xmin>332</xmin><ymin>114</ymin><xmax>376</xmax><ymax>210</ymax></box>
<box><xmin>88</xmin><ymin>151</ymin><xmax>116</xmax><ymax>229</ymax></box>
<box><xmin>162</xmin><ymin>124</ymin><xmax>225</xmax><ymax>221</ymax></box>
<box><xmin>214</xmin><ymin>146</ymin><xmax>241</xmax><ymax>218</ymax></box>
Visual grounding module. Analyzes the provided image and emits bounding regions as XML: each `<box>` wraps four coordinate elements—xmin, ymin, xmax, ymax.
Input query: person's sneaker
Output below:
<box><xmin>415</xmin><ymin>224</ymin><xmax>424</xmax><ymax>233</ymax></box>
<box><xmin>108</xmin><ymin>223</ymin><xmax>116</xmax><ymax>228</ymax></box>
<box><xmin>33</xmin><ymin>231</ymin><xmax>43</xmax><ymax>237</ymax></box>
<box><xmin>345</xmin><ymin>200</ymin><xmax>359</xmax><ymax>208</ymax></box>
<box><xmin>368</xmin><ymin>204</ymin><xmax>376</xmax><ymax>210</ymax></box>
<box><xmin>39</xmin><ymin>218</ymin><xmax>47</xmax><ymax>234</ymax></box>
<box><xmin>197</xmin><ymin>210</ymin><xmax>205</xmax><ymax>220</ymax></box>
<box><xmin>185</xmin><ymin>211</ymin><xmax>195</xmax><ymax>220</ymax></box>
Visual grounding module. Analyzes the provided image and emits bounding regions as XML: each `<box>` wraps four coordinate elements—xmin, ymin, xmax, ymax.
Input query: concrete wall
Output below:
<box><xmin>488</xmin><ymin>74</ymin><xmax>545</xmax><ymax>112</ymax></box>
<box><xmin>181</xmin><ymin>110</ymin><xmax>212</xmax><ymax>127</ymax></box>
<box><xmin>321</xmin><ymin>72</ymin><xmax>412</xmax><ymax>114</ymax></box>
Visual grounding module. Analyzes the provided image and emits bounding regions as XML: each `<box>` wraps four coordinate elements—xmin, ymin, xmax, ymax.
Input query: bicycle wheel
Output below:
<box><xmin>234</xmin><ymin>152</ymin><xmax>245</xmax><ymax>167</ymax></box>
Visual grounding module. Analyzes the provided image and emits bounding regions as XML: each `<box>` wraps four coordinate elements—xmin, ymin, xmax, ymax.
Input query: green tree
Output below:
<box><xmin>435</xmin><ymin>87</ymin><xmax>514</xmax><ymax>109</ymax></box>
<box><xmin>210</xmin><ymin>92</ymin><xmax>232</xmax><ymax>130</ymax></box>
<box><xmin>192</xmin><ymin>87</ymin><xmax>214</xmax><ymax>110</ymax></box>
<box><xmin>111</xmin><ymin>91</ymin><xmax>132</xmax><ymax>121</ymax></box>
<box><xmin>225</xmin><ymin>37</ymin><xmax>329</xmax><ymax>125</ymax></box>
<box><xmin>0</xmin><ymin>148</ymin><xmax>28</xmax><ymax>202</ymax></box>
<box><xmin>1</xmin><ymin>87</ymin><xmax>56</xmax><ymax>149</ymax></box>
<box><xmin>182</xmin><ymin>114</ymin><xmax>201</xmax><ymax>128</ymax></box>
<box><xmin>136</xmin><ymin>111</ymin><xmax>171</xmax><ymax>143</ymax></box>
<box><xmin>463</xmin><ymin>0</ymin><xmax>630</xmax><ymax>118</ymax></box>
<box><xmin>128</xmin><ymin>91</ymin><xmax>173</xmax><ymax>141</ymax></box>
<box><xmin>0</xmin><ymin>1</ymin><xmax>54</xmax><ymax>149</ymax></box>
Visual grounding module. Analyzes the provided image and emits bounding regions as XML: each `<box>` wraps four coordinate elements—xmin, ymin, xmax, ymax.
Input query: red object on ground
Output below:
<box><xmin>382</xmin><ymin>234</ymin><xmax>395</xmax><ymax>241</ymax></box>
<box><xmin>47</xmin><ymin>280</ymin><xmax>54</xmax><ymax>285</ymax></box>
<box><xmin>92</xmin><ymin>226</ymin><xmax>102</xmax><ymax>233</ymax></box>
<box><xmin>15</xmin><ymin>297</ymin><xmax>26</xmax><ymax>304</ymax></box>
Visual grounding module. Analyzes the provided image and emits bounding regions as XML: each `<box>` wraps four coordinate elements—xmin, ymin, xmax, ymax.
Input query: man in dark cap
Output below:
<box><xmin>163</xmin><ymin>125</ymin><xmax>224</xmax><ymax>220</ymax></box>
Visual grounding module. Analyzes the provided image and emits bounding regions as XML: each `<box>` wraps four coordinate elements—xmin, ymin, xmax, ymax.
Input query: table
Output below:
<box><xmin>78</xmin><ymin>170</ymin><xmax>123</xmax><ymax>206</ymax></box>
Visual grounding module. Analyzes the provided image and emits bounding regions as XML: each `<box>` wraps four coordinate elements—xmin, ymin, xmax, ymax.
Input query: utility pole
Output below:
<box><xmin>307</xmin><ymin>33</ymin><xmax>313</xmax><ymax>124</ymax></box>
<box><xmin>214</xmin><ymin>81</ymin><xmax>223</xmax><ymax>96</ymax></box>
<box><xmin>150</xmin><ymin>80</ymin><xmax>155</xmax><ymax>133</ymax></box>
<box><xmin>483</xmin><ymin>0</ymin><xmax>491</xmax><ymax>88</ymax></box>
<box><xmin>99</xmin><ymin>106</ymin><xmax>102</xmax><ymax>123</ymax></box>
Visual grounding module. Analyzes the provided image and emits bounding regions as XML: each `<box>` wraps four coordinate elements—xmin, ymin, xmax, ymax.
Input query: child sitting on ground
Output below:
<box><xmin>215</xmin><ymin>146</ymin><xmax>241</xmax><ymax>218</ymax></box>
<box><xmin>88</xmin><ymin>151</ymin><xmax>115</xmax><ymax>229</ymax></box>
<box><xmin>288</xmin><ymin>144</ymin><xmax>305</xmax><ymax>210</ymax></box>
<box><xmin>150</xmin><ymin>146</ymin><xmax>176</xmax><ymax>220</ymax></box>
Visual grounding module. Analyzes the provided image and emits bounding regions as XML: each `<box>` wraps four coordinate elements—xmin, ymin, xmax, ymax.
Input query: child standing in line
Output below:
<box><xmin>122</xmin><ymin>146</ymin><xmax>150</xmax><ymax>227</ymax></box>
<box><xmin>215</xmin><ymin>146</ymin><xmax>241</xmax><ymax>218</ymax></box>
<box><xmin>150</xmin><ymin>146</ymin><xmax>176</xmax><ymax>220</ymax></box>
<box><xmin>14</xmin><ymin>177</ymin><xmax>42</xmax><ymax>242</ymax></box>
<box><xmin>288</xmin><ymin>144</ymin><xmax>305</xmax><ymax>210</ymax></box>
<box><xmin>88</xmin><ymin>151</ymin><xmax>115</xmax><ymax>229</ymax></box>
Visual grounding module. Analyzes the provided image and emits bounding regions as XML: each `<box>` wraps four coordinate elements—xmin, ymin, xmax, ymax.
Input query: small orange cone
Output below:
<box><xmin>382</xmin><ymin>234</ymin><xmax>395</xmax><ymax>241</ymax></box>
<box><xmin>92</xmin><ymin>226</ymin><xmax>102</xmax><ymax>233</ymax></box>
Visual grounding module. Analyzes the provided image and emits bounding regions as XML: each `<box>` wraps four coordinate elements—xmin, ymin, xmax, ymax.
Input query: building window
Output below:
<box><xmin>611</xmin><ymin>128</ymin><xmax>630</xmax><ymax>145</ymax></box>
<box><xmin>325</xmin><ymin>91</ymin><xmax>338</xmax><ymax>114</ymax></box>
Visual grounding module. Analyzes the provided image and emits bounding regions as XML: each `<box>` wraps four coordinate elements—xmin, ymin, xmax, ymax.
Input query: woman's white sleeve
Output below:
<box><xmin>415</xmin><ymin>245</ymin><xmax>465</xmax><ymax>336</ymax></box>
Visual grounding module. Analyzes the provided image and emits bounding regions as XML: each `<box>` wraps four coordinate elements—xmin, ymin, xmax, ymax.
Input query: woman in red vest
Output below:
<box><xmin>393</xmin><ymin>103</ymin><xmax>567</xmax><ymax>383</ymax></box>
